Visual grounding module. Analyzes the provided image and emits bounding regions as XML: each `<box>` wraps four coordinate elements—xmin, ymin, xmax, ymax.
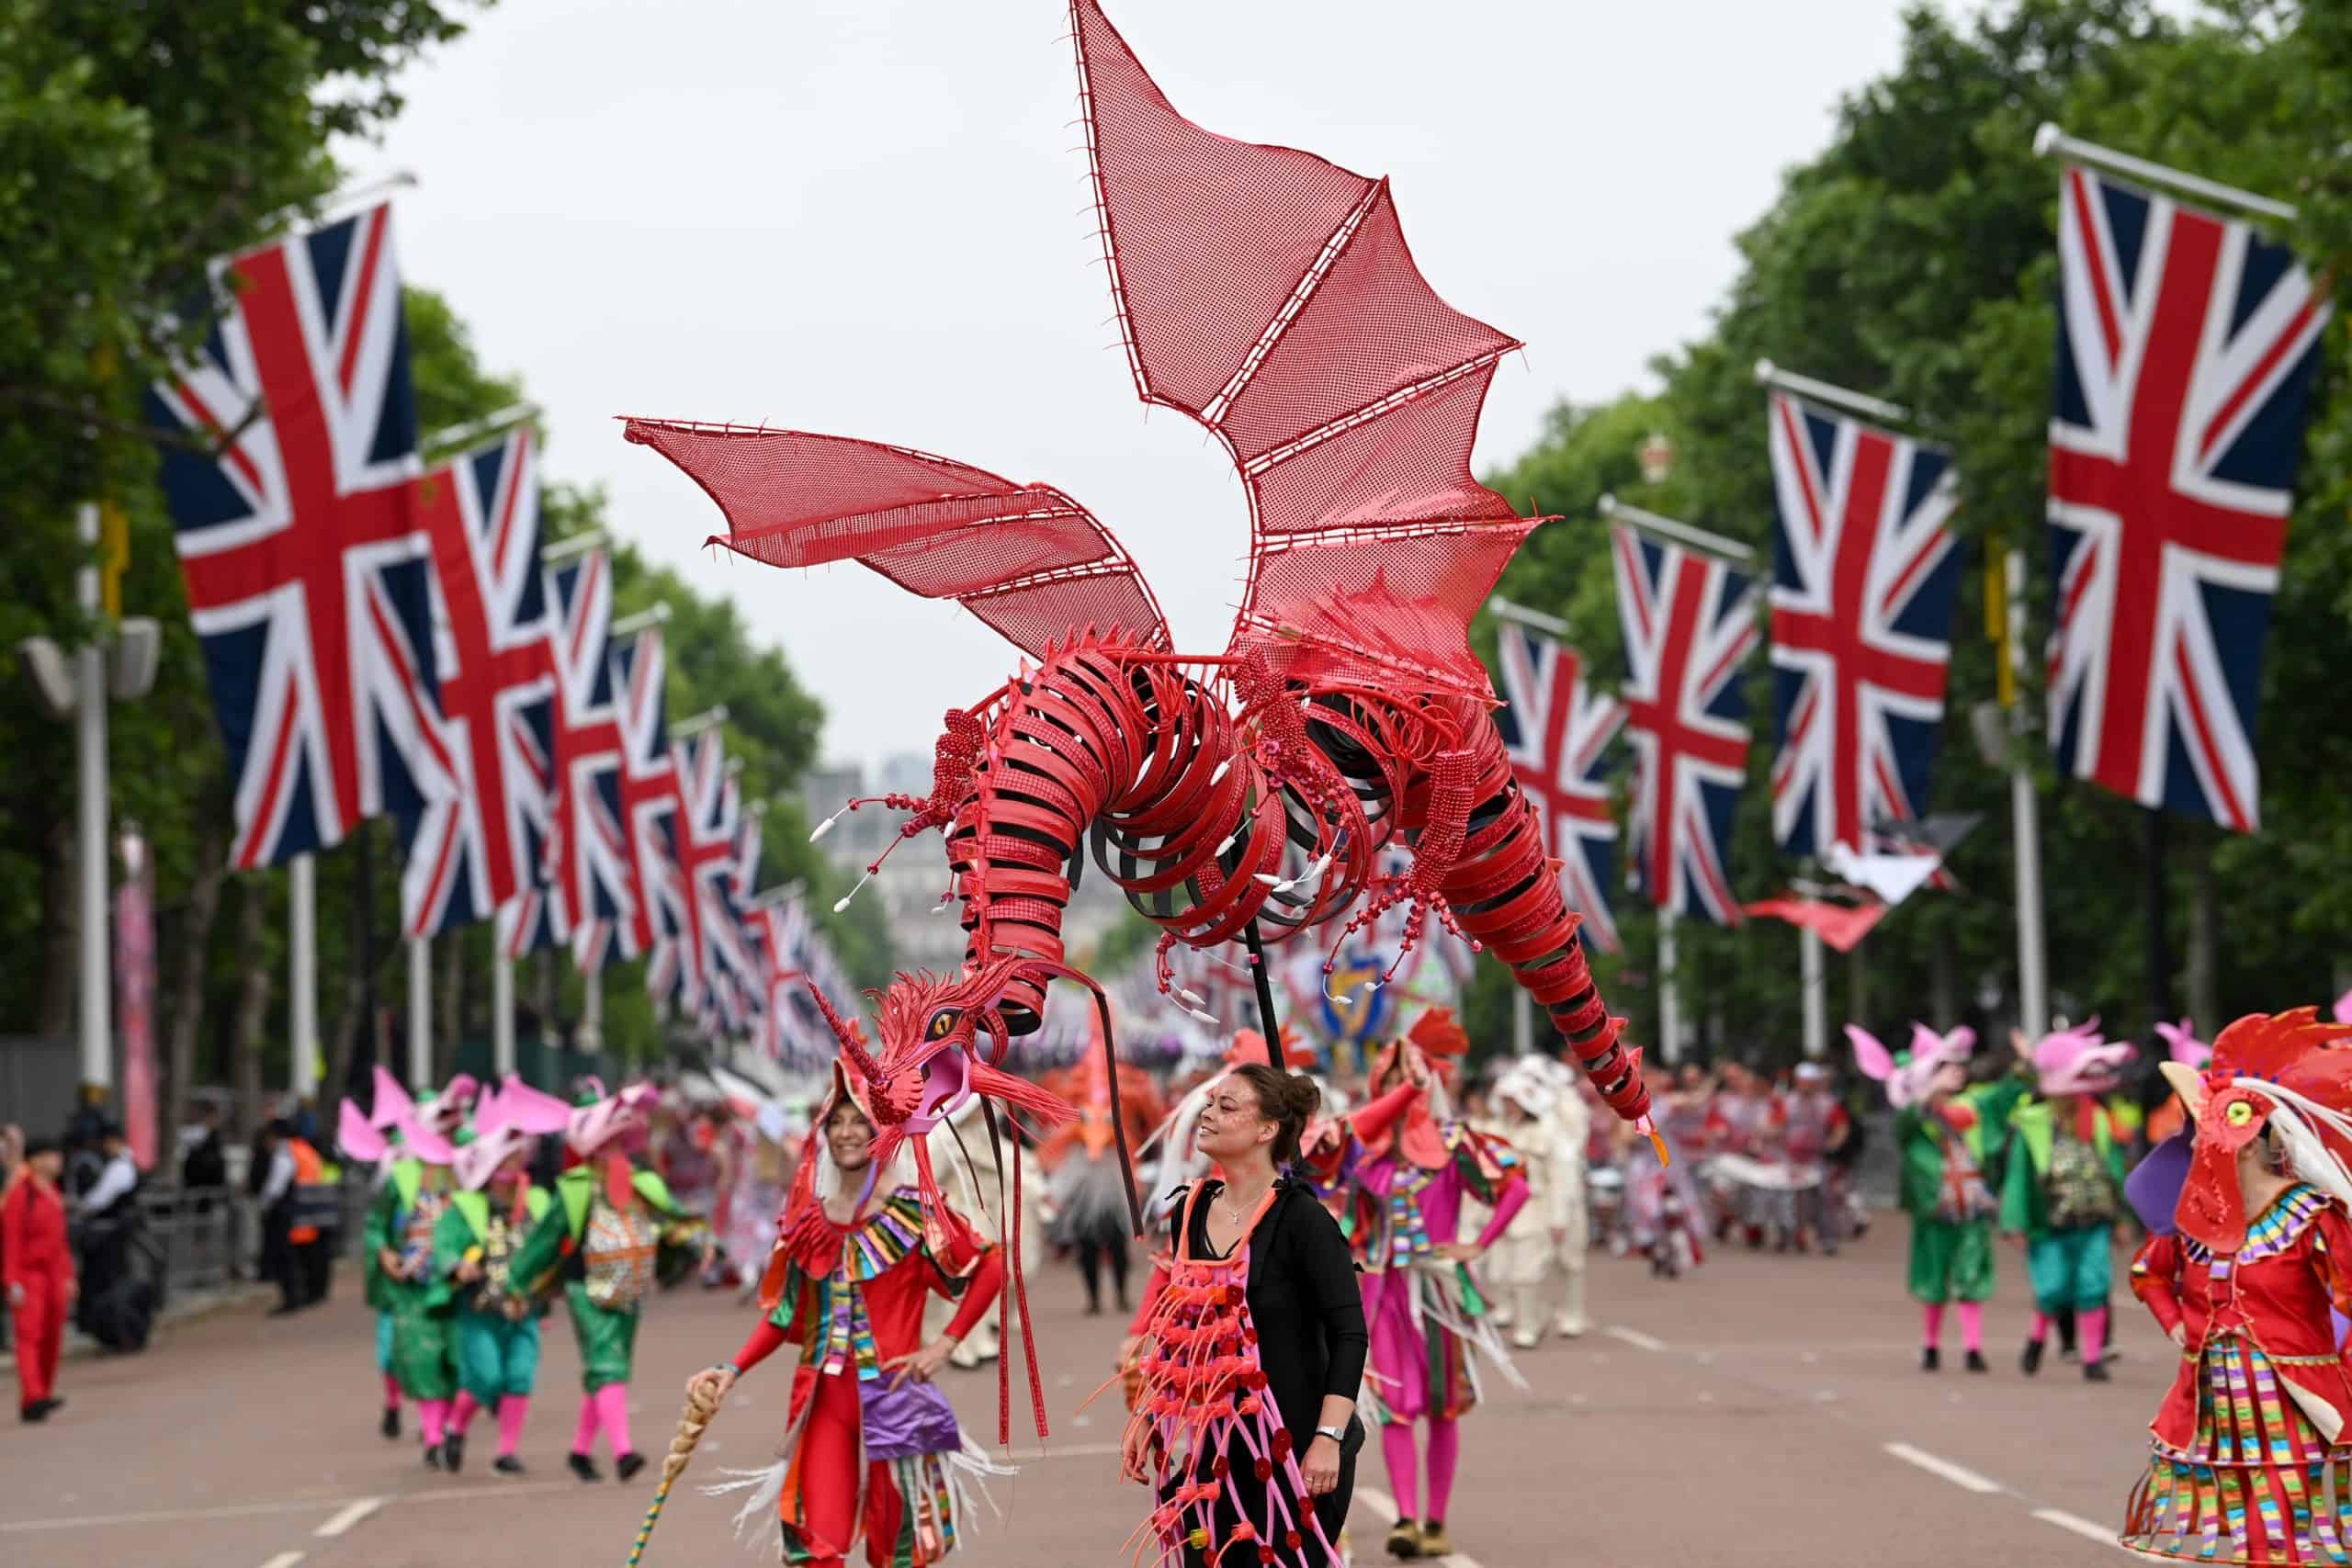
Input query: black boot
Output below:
<box><xmin>2020</xmin><ymin>1338</ymin><xmax>2045</xmax><ymax>1376</ymax></box>
<box><xmin>2085</xmin><ymin>1359</ymin><xmax>2112</xmax><ymax>1382</ymax></box>
<box><xmin>380</xmin><ymin>1404</ymin><xmax>401</xmax><ymax>1440</ymax></box>
<box><xmin>568</xmin><ymin>1451</ymin><xmax>602</xmax><ymax>1483</ymax></box>
<box><xmin>423</xmin><ymin>1441</ymin><xmax>443</xmax><ymax>1471</ymax></box>
<box><xmin>1920</xmin><ymin>1346</ymin><xmax>1940</xmax><ymax>1372</ymax></box>
<box><xmin>1964</xmin><ymin>1348</ymin><xmax>1989</xmax><ymax>1373</ymax></box>
<box><xmin>616</xmin><ymin>1451</ymin><xmax>647</xmax><ymax>1483</ymax></box>
<box><xmin>493</xmin><ymin>1454</ymin><xmax>527</xmax><ymax>1476</ymax></box>
<box><xmin>443</xmin><ymin>1430</ymin><xmax>465</xmax><ymax>1473</ymax></box>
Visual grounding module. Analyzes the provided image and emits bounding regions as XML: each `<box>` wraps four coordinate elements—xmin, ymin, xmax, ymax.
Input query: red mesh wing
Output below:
<box><xmin>1071</xmin><ymin>0</ymin><xmax>1539</xmax><ymax>689</ymax></box>
<box><xmin>622</xmin><ymin>420</ymin><xmax>1170</xmax><ymax>659</ymax></box>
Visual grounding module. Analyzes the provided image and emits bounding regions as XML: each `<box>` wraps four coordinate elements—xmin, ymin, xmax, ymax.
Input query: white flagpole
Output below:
<box><xmin>1512</xmin><ymin>987</ymin><xmax>1532</xmax><ymax>1057</ymax></box>
<box><xmin>407</xmin><ymin>939</ymin><xmax>432</xmax><ymax>1087</ymax></box>
<box><xmin>1753</xmin><ymin>359</ymin><xmax>1915</xmax><ymax>427</ymax></box>
<box><xmin>289</xmin><ymin>852</ymin><xmax>318</xmax><ymax>1101</ymax></box>
<box><xmin>580</xmin><ymin>959</ymin><xmax>605</xmax><ymax>1055</ymax></box>
<box><xmin>1599</xmin><ymin>495</ymin><xmax>1755</xmax><ymax>566</ymax></box>
<box><xmin>492</xmin><ymin>952</ymin><xmax>516</xmax><ymax>1077</ymax></box>
<box><xmin>2034</xmin><ymin>123</ymin><xmax>2298</xmax><ymax>222</ymax></box>
<box><xmin>1487</xmin><ymin>596</ymin><xmax>1572</xmax><ymax>637</ymax></box>
<box><xmin>74</xmin><ymin>502</ymin><xmax>114</xmax><ymax>1092</ymax></box>
<box><xmin>1657</xmin><ymin>907</ymin><xmax>1682</xmax><ymax>1065</ymax></box>
<box><xmin>1801</xmin><ymin>923</ymin><xmax>1827</xmax><ymax>1060</ymax></box>
<box><xmin>2007</xmin><ymin>547</ymin><xmax>2050</xmax><ymax>1037</ymax></box>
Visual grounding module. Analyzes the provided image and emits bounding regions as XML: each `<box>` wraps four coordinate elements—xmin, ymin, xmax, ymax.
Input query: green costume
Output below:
<box><xmin>1998</xmin><ymin>1097</ymin><xmax>2125</xmax><ymax>1314</ymax></box>
<box><xmin>361</xmin><ymin>1158</ymin><xmax>458</xmax><ymax>1401</ymax></box>
<box><xmin>1893</xmin><ymin>1074</ymin><xmax>2027</xmax><ymax>1305</ymax></box>
<box><xmin>432</xmin><ymin>1184</ymin><xmax>553</xmax><ymax>1404</ymax></box>
<box><xmin>506</xmin><ymin>1164</ymin><xmax>683</xmax><ymax>1393</ymax></box>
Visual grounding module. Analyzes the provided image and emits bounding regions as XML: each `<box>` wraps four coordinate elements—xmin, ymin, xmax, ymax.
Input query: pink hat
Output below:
<box><xmin>566</xmin><ymin>1083</ymin><xmax>656</xmax><ymax>1158</ymax></box>
<box><xmin>453</xmin><ymin>1077</ymin><xmax>575</xmax><ymax>1191</ymax></box>
<box><xmin>2031</xmin><ymin>1018</ymin><xmax>2135</xmax><ymax>1097</ymax></box>
<box><xmin>1847</xmin><ymin>1021</ymin><xmax>1976</xmax><ymax>1110</ymax></box>
<box><xmin>395</xmin><ymin>1109</ymin><xmax>457</xmax><ymax>1167</ymax></box>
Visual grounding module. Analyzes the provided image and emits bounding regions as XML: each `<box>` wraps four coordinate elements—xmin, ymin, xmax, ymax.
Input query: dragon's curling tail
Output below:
<box><xmin>622</xmin><ymin>1381</ymin><xmax>724</xmax><ymax>1566</ymax></box>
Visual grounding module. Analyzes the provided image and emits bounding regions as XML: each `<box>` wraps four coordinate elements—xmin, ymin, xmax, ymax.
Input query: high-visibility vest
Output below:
<box><xmin>288</xmin><ymin>1139</ymin><xmax>336</xmax><ymax>1243</ymax></box>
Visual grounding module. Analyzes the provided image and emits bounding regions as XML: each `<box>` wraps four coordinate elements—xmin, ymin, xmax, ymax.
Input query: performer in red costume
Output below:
<box><xmin>688</xmin><ymin>1047</ymin><xmax>1011</xmax><ymax>1568</ymax></box>
<box><xmin>3</xmin><ymin>1137</ymin><xmax>74</xmax><ymax>1422</ymax></box>
<box><xmin>2122</xmin><ymin>1008</ymin><xmax>2352</xmax><ymax>1562</ymax></box>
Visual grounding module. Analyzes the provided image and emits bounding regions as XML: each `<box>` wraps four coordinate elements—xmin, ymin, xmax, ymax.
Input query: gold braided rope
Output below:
<box><xmin>622</xmin><ymin>1380</ymin><xmax>724</xmax><ymax>1567</ymax></box>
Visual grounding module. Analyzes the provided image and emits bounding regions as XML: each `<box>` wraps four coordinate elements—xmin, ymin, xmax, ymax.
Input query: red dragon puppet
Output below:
<box><xmin>625</xmin><ymin>0</ymin><xmax>1651</xmax><ymax>1427</ymax></box>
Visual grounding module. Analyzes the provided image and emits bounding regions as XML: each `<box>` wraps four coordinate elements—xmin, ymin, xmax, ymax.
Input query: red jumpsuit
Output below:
<box><xmin>2</xmin><ymin>1172</ymin><xmax>73</xmax><ymax>1411</ymax></box>
<box><xmin>732</xmin><ymin>1185</ymin><xmax>1005</xmax><ymax>1568</ymax></box>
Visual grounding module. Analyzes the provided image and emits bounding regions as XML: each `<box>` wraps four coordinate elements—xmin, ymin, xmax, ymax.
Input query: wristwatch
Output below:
<box><xmin>1313</xmin><ymin>1424</ymin><xmax>1346</xmax><ymax>1444</ymax></box>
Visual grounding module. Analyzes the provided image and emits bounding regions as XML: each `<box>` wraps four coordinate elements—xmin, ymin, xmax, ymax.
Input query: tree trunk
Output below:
<box><xmin>161</xmin><ymin>814</ymin><xmax>229</xmax><ymax>1158</ymax></box>
<box><xmin>37</xmin><ymin>812</ymin><xmax>76</xmax><ymax>1042</ymax></box>
<box><xmin>2187</xmin><ymin>832</ymin><xmax>2219</xmax><ymax>1033</ymax></box>
<box><xmin>1929</xmin><ymin>920</ymin><xmax>1959</xmax><ymax>1031</ymax></box>
<box><xmin>228</xmin><ymin>878</ymin><xmax>272</xmax><ymax>1140</ymax></box>
<box><xmin>1848</xmin><ymin>940</ymin><xmax>1870</xmax><ymax>1032</ymax></box>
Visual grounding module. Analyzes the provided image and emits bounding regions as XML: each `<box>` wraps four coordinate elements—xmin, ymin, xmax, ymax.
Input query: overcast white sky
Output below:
<box><xmin>342</xmin><ymin>0</ymin><xmax>1942</xmax><ymax>771</ymax></box>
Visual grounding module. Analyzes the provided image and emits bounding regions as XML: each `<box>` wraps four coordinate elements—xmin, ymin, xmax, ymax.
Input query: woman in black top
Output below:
<box><xmin>1119</xmin><ymin>1063</ymin><xmax>1367</xmax><ymax>1566</ymax></box>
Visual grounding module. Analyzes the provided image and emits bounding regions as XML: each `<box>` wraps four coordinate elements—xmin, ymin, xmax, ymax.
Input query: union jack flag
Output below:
<box><xmin>398</xmin><ymin>427</ymin><xmax>558</xmax><ymax>937</ymax></box>
<box><xmin>655</xmin><ymin>729</ymin><xmax>755</xmax><ymax>1019</ymax></box>
<box><xmin>611</xmin><ymin>625</ymin><xmax>679</xmax><ymax>971</ymax></box>
<box><xmin>503</xmin><ymin>548</ymin><xmax>633</xmax><ymax>966</ymax></box>
<box><xmin>1764</xmin><ymin>391</ymin><xmax>1963</xmax><ymax>857</ymax></box>
<box><xmin>1493</xmin><ymin>620</ymin><xmax>1625</xmax><ymax>953</ymax></box>
<box><xmin>2047</xmin><ymin>164</ymin><xmax>2331</xmax><ymax>831</ymax></box>
<box><xmin>147</xmin><ymin>204</ymin><xmax>454</xmax><ymax>867</ymax></box>
<box><xmin>1611</xmin><ymin>525</ymin><xmax>1760</xmax><ymax>924</ymax></box>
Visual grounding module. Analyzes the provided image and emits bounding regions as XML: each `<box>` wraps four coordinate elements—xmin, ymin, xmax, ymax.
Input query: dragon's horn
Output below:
<box><xmin>806</xmin><ymin>981</ymin><xmax>885</xmax><ymax>1087</ymax></box>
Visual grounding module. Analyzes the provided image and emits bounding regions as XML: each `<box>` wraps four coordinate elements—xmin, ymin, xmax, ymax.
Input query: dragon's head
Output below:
<box><xmin>804</xmin><ymin>955</ymin><xmax>1081</xmax><ymax>1169</ymax></box>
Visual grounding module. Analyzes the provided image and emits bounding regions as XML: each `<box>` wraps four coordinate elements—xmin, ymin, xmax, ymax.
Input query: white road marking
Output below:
<box><xmin>259</xmin><ymin>1554</ymin><xmax>305</xmax><ymax>1568</ymax></box>
<box><xmin>312</xmin><ymin>1497</ymin><xmax>383</xmax><ymax>1539</ymax></box>
<box><xmin>2034</xmin><ymin>1507</ymin><xmax>2128</xmax><ymax>1551</ymax></box>
<box><xmin>1882</xmin><ymin>1441</ymin><xmax>2003</xmax><ymax>1495</ymax></box>
<box><xmin>1351</xmin><ymin>1486</ymin><xmax>1486</xmax><ymax>1568</ymax></box>
<box><xmin>1603</xmin><ymin>1325</ymin><xmax>1667</xmax><ymax>1352</ymax></box>
<box><xmin>0</xmin><ymin>1483</ymin><xmax>577</xmax><ymax>1535</ymax></box>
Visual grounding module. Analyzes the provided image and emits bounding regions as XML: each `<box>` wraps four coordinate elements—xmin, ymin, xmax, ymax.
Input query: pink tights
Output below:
<box><xmin>454</xmin><ymin>1391</ymin><xmax>532</xmax><ymax>1455</ymax></box>
<box><xmin>417</xmin><ymin>1397</ymin><xmax>450</xmax><ymax>1448</ymax></box>
<box><xmin>1920</xmin><ymin>1303</ymin><xmax>1984</xmax><ymax>1351</ymax></box>
<box><xmin>571</xmin><ymin>1383</ymin><xmax>635</xmax><ymax>1458</ymax></box>
<box><xmin>382</xmin><ymin>1372</ymin><xmax>401</xmax><ymax>1410</ymax></box>
<box><xmin>1378</xmin><ymin>1417</ymin><xmax>1463</xmax><ymax>1523</ymax></box>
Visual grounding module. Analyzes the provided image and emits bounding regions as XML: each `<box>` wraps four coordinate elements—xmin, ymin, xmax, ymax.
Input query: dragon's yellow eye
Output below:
<box><xmin>927</xmin><ymin>1010</ymin><xmax>959</xmax><ymax>1041</ymax></box>
<box><xmin>2225</xmin><ymin>1100</ymin><xmax>2256</xmax><ymax>1127</ymax></box>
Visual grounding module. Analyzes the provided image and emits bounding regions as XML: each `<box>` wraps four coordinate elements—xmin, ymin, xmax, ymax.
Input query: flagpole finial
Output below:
<box><xmin>2033</xmin><ymin>121</ymin><xmax>2064</xmax><ymax>159</ymax></box>
<box><xmin>1754</xmin><ymin>357</ymin><xmax>1777</xmax><ymax>386</ymax></box>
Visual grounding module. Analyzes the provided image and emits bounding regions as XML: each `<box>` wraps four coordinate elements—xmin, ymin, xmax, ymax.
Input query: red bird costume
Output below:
<box><xmin>2123</xmin><ymin>1008</ymin><xmax>2352</xmax><ymax>1562</ymax></box>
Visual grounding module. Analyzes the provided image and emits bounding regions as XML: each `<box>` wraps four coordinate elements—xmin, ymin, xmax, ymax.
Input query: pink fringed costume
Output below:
<box><xmin>1309</xmin><ymin>1011</ymin><xmax>1527</xmax><ymax>1541</ymax></box>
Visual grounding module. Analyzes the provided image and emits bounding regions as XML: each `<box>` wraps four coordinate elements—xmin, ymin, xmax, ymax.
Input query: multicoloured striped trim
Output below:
<box><xmin>2183</xmin><ymin>1185</ymin><xmax>2329</xmax><ymax>1267</ymax></box>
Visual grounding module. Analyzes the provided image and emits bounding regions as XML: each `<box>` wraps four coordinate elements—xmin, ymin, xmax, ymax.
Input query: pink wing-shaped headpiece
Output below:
<box><xmin>1071</xmin><ymin>0</ymin><xmax>1532</xmax><ymax>697</ymax></box>
<box><xmin>338</xmin><ymin>1099</ymin><xmax>391</xmax><ymax>1164</ymax></box>
<box><xmin>2156</xmin><ymin>1019</ymin><xmax>2210</xmax><ymax>1068</ymax></box>
<box><xmin>1845</xmin><ymin>1023</ymin><xmax>1895</xmax><ymax>1085</ymax></box>
<box><xmin>367</xmin><ymin>1066</ymin><xmax>414</xmax><ymax>1132</ymax></box>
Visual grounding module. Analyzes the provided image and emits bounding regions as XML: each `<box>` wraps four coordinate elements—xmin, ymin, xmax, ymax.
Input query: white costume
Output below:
<box><xmin>1477</xmin><ymin>1057</ymin><xmax>1589</xmax><ymax>1348</ymax></box>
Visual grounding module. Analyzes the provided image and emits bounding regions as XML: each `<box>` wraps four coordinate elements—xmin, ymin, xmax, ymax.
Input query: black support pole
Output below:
<box><xmin>1242</xmin><ymin>919</ymin><xmax>1284</xmax><ymax>1069</ymax></box>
